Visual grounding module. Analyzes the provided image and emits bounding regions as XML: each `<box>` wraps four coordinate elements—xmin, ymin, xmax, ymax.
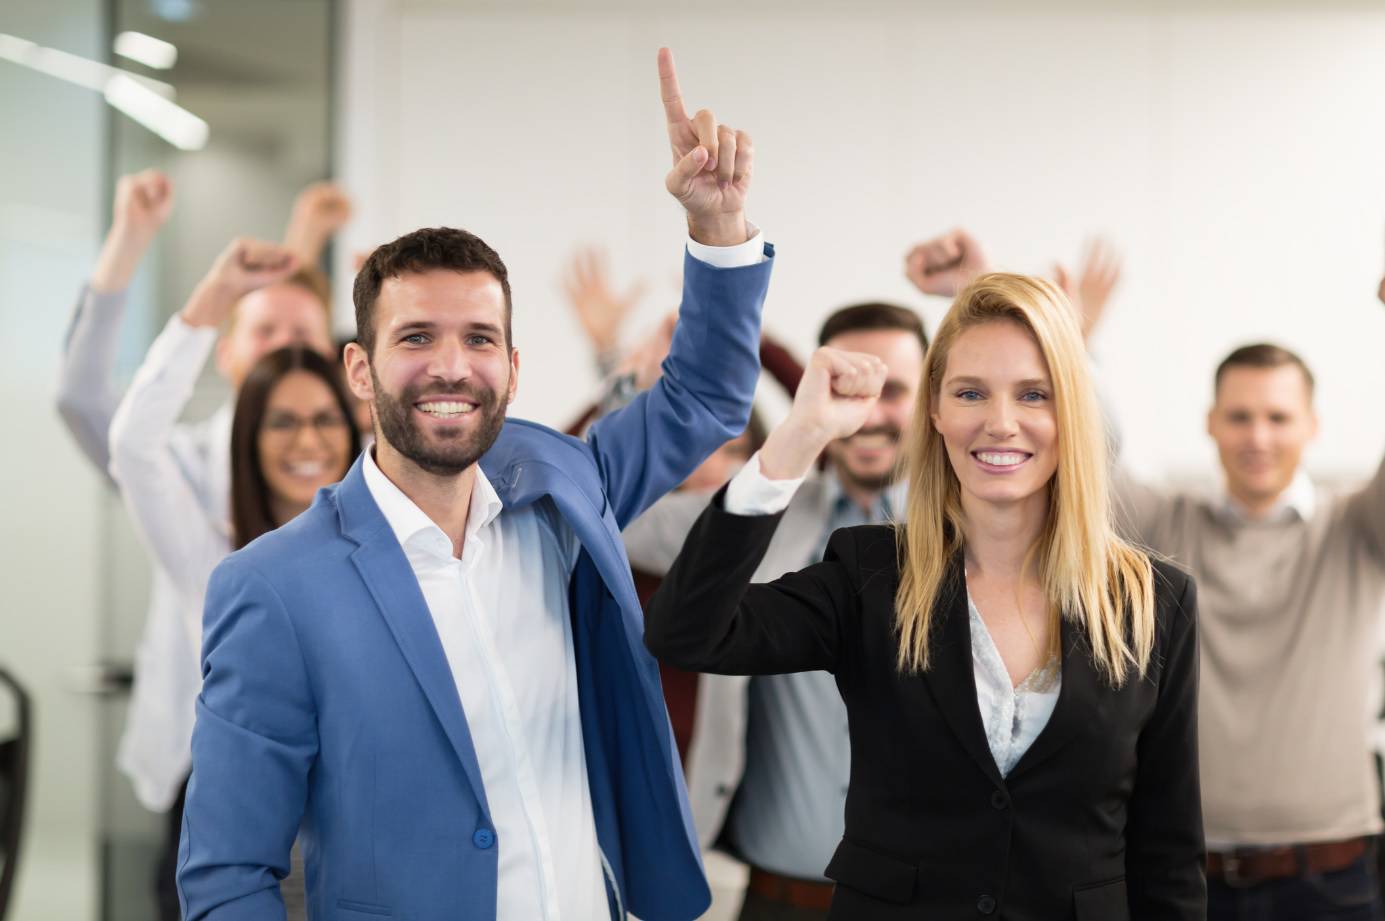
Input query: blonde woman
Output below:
<box><xmin>645</xmin><ymin>273</ymin><xmax>1203</xmax><ymax>921</ymax></box>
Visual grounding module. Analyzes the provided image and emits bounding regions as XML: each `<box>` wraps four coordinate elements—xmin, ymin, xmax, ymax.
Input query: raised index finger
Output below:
<box><xmin>657</xmin><ymin>47</ymin><xmax>687</xmax><ymax>125</ymax></box>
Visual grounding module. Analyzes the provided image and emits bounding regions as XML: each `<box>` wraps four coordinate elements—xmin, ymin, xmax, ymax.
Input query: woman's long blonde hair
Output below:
<box><xmin>894</xmin><ymin>273</ymin><xmax>1154</xmax><ymax>686</ymax></box>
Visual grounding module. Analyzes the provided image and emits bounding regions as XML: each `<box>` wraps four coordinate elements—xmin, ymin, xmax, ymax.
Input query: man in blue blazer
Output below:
<box><xmin>177</xmin><ymin>49</ymin><xmax>771</xmax><ymax>921</ymax></box>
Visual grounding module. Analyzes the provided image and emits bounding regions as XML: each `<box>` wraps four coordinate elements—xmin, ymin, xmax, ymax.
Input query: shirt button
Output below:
<box><xmin>977</xmin><ymin>894</ymin><xmax>997</xmax><ymax>915</ymax></box>
<box><xmin>990</xmin><ymin>790</ymin><xmax>1009</xmax><ymax>810</ymax></box>
<box><xmin>472</xmin><ymin>828</ymin><xmax>495</xmax><ymax>850</ymax></box>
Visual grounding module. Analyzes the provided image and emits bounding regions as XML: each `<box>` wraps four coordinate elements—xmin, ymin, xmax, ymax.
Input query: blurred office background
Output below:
<box><xmin>1</xmin><ymin>1</ymin><xmax>1383</xmax><ymax>918</ymax></box>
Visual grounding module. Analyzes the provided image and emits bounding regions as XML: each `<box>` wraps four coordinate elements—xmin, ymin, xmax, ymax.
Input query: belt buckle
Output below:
<box><xmin>1220</xmin><ymin>854</ymin><xmax>1255</xmax><ymax>889</ymax></box>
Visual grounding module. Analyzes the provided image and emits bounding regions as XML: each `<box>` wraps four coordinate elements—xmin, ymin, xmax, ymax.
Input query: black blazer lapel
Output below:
<box><xmin>1006</xmin><ymin>616</ymin><xmax>1103</xmax><ymax>782</ymax></box>
<box><xmin>918</xmin><ymin>562</ymin><xmax>1005</xmax><ymax>789</ymax></box>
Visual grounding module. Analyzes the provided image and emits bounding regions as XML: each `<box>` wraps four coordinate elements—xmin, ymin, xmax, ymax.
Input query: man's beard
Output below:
<box><xmin>829</xmin><ymin>424</ymin><xmax>904</xmax><ymax>494</ymax></box>
<box><xmin>370</xmin><ymin>370</ymin><xmax>507</xmax><ymax>476</ymax></box>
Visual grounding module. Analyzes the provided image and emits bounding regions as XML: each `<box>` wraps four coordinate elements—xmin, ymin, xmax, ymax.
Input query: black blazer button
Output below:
<box><xmin>990</xmin><ymin>790</ymin><xmax>1008</xmax><ymax>810</ymax></box>
<box><xmin>977</xmin><ymin>894</ymin><xmax>997</xmax><ymax>915</ymax></box>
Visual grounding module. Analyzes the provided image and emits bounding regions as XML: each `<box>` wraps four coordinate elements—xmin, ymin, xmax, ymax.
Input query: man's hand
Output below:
<box><xmin>1053</xmin><ymin>238</ymin><xmax>1121</xmax><ymax>340</ymax></box>
<box><xmin>658</xmin><ymin>48</ymin><xmax>751</xmax><ymax>247</ymax></box>
<box><xmin>758</xmin><ymin>347</ymin><xmax>887</xmax><ymax>481</ymax></box>
<box><xmin>181</xmin><ymin>239</ymin><xmax>299</xmax><ymax>328</ymax></box>
<box><xmin>562</xmin><ymin>247</ymin><xmax>647</xmax><ymax>355</ymax></box>
<box><xmin>283</xmin><ymin>181</ymin><xmax>353</xmax><ymax>265</ymax></box>
<box><xmin>905</xmin><ymin>229</ymin><xmax>990</xmax><ymax>297</ymax></box>
<box><xmin>90</xmin><ymin>170</ymin><xmax>175</xmax><ymax>293</ymax></box>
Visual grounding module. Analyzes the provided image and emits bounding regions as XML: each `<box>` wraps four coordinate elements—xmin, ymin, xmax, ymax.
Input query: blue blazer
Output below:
<box><xmin>177</xmin><ymin>248</ymin><xmax>773</xmax><ymax>921</ymax></box>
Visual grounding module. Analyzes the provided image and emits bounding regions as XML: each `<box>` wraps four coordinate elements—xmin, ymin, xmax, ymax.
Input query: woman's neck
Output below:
<box><xmin>270</xmin><ymin>496</ymin><xmax>311</xmax><ymax>531</ymax></box>
<box><xmin>960</xmin><ymin>489</ymin><xmax>1049</xmax><ymax>582</ymax></box>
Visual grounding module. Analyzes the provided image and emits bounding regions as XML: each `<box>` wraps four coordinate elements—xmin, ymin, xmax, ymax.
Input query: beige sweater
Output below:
<box><xmin>1117</xmin><ymin>457</ymin><xmax>1385</xmax><ymax>846</ymax></box>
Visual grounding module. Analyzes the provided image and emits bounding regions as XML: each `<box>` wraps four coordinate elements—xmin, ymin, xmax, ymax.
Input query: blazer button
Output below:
<box><xmin>472</xmin><ymin>828</ymin><xmax>495</xmax><ymax>850</ymax></box>
<box><xmin>977</xmin><ymin>894</ymin><xmax>997</xmax><ymax>915</ymax></box>
<box><xmin>990</xmin><ymin>790</ymin><xmax>1009</xmax><ymax>810</ymax></box>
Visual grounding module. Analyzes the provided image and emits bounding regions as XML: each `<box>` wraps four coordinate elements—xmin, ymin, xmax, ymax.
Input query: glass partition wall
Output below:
<box><xmin>96</xmin><ymin>2</ymin><xmax>334</xmax><ymax>918</ymax></box>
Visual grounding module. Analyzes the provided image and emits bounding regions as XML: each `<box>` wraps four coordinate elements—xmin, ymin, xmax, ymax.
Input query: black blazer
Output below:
<box><xmin>645</xmin><ymin>495</ymin><xmax>1205</xmax><ymax>921</ymax></box>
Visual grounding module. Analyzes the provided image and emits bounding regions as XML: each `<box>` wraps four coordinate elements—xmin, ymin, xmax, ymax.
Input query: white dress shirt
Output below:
<box><xmin>108</xmin><ymin>314</ymin><xmax>234</xmax><ymax>809</ymax></box>
<box><xmin>356</xmin><ymin>233</ymin><xmax>767</xmax><ymax>921</ymax></box>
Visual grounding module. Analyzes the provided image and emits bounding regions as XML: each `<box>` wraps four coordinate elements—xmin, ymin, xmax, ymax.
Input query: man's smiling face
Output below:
<box><xmin>348</xmin><ymin>268</ymin><xmax>518</xmax><ymax>476</ymax></box>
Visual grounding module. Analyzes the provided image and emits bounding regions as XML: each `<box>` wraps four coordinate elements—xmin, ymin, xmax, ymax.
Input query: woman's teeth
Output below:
<box><xmin>417</xmin><ymin>401</ymin><xmax>476</xmax><ymax>417</ymax></box>
<box><xmin>975</xmin><ymin>451</ymin><xmax>1028</xmax><ymax>467</ymax></box>
<box><xmin>286</xmin><ymin>461</ymin><xmax>327</xmax><ymax>477</ymax></box>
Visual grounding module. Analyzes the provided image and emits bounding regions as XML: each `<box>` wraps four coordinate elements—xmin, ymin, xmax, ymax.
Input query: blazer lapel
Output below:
<box><xmin>1005</xmin><ymin>615</ymin><xmax>1102</xmax><ymax>782</ymax></box>
<box><xmin>918</xmin><ymin>561</ymin><xmax>1005</xmax><ymax>789</ymax></box>
<box><xmin>335</xmin><ymin>461</ymin><xmax>492</xmax><ymax>821</ymax></box>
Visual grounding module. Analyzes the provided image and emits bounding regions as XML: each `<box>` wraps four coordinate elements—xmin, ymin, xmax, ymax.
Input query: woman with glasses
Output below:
<box><xmin>108</xmin><ymin>237</ymin><xmax>359</xmax><ymax>919</ymax></box>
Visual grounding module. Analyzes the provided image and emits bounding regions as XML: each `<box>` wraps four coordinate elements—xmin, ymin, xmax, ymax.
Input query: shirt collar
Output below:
<box><xmin>1220</xmin><ymin>470</ymin><xmax>1316</xmax><ymax>524</ymax></box>
<box><xmin>362</xmin><ymin>447</ymin><xmax>505</xmax><ymax>561</ymax></box>
<box><xmin>822</xmin><ymin>464</ymin><xmax>907</xmax><ymax>523</ymax></box>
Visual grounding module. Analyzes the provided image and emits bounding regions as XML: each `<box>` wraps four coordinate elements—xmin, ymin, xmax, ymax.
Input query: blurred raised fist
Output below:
<box><xmin>113</xmin><ymin>169</ymin><xmax>174</xmax><ymax>239</ymax></box>
<box><xmin>1053</xmin><ymin>238</ymin><xmax>1121</xmax><ymax>340</ymax></box>
<box><xmin>183</xmin><ymin>238</ymin><xmax>299</xmax><ymax>328</ymax></box>
<box><xmin>562</xmin><ymin>247</ymin><xmax>647</xmax><ymax>355</ymax></box>
<box><xmin>284</xmin><ymin>181</ymin><xmax>353</xmax><ymax>264</ymax></box>
<box><xmin>905</xmin><ymin>229</ymin><xmax>990</xmax><ymax>297</ymax></box>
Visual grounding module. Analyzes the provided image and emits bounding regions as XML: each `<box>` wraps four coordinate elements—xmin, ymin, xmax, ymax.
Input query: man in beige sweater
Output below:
<box><xmin>1116</xmin><ymin>336</ymin><xmax>1385</xmax><ymax>920</ymax></box>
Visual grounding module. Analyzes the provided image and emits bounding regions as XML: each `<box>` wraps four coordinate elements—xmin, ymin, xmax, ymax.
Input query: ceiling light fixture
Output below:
<box><xmin>114</xmin><ymin>31</ymin><xmax>178</xmax><ymax>70</ymax></box>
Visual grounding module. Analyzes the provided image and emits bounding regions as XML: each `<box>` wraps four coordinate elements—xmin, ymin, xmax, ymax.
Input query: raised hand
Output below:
<box><xmin>562</xmin><ymin>247</ymin><xmax>647</xmax><ymax>355</ymax></box>
<box><xmin>658</xmin><ymin>47</ymin><xmax>751</xmax><ymax>246</ymax></box>
<box><xmin>283</xmin><ymin>181</ymin><xmax>354</xmax><ymax>265</ymax></box>
<box><xmin>1053</xmin><ymin>238</ymin><xmax>1121</xmax><ymax>340</ymax></box>
<box><xmin>905</xmin><ymin>229</ymin><xmax>990</xmax><ymax>297</ymax></box>
<box><xmin>181</xmin><ymin>238</ymin><xmax>299</xmax><ymax>328</ymax></box>
<box><xmin>758</xmin><ymin>347</ymin><xmax>888</xmax><ymax>480</ymax></box>
<box><xmin>91</xmin><ymin>170</ymin><xmax>175</xmax><ymax>292</ymax></box>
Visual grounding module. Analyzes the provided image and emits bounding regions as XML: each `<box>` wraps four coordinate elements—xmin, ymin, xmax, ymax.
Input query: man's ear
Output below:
<box><xmin>343</xmin><ymin>341</ymin><xmax>376</xmax><ymax>403</ymax></box>
<box><xmin>506</xmin><ymin>347</ymin><xmax>520</xmax><ymax>406</ymax></box>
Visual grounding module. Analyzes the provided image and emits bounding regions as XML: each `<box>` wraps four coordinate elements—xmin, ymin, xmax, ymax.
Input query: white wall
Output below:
<box><xmin>339</xmin><ymin>0</ymin><xmax>1385</xmax><ymax>485</ymax></box>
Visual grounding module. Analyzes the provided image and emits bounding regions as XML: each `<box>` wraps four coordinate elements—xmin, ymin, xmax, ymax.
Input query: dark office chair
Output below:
<box><xmin>0</xmin><ymin>668</ymin><xmax>31</xmax><ymax>921</ymax></box>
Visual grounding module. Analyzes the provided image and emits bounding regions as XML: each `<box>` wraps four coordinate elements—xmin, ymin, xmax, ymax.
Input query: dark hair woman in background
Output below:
<box><xmin>109</xmin><ymin>238</ymin><xmax>360</xmax><ymax>921</ymax></box>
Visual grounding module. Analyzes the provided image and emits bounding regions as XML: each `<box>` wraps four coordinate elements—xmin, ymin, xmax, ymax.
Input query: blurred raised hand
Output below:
<box><xmin>562</xmin><ymin>247</ymin><xmax>648</xmax><ymax>358</ymax></box>
<box><xmin>1053</xmin><ymin>238</ymin><xmax>1121</xmax><ymax>340</ymax></box>
<box><xmin>904</xmin><ymin>229</ymin><xmax>990</xmax><ymax>298</ymax></box>
<box><xmin>283</xmin><ymin>181</ymin><xmax>354</xmax><ymax>265</ymax></box>
<box><xmin>181</xmin><ymin>238</ymin><xmax>299</xmax><ymax>328</ymax></box>
<box><xmin>91</xmin><ymin>169</ymin><xmax>175</xmax><ymax>293</ymax></box>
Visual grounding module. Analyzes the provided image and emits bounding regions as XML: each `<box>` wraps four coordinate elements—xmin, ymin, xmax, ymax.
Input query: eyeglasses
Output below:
<box><xmin>261</xmin><ymin>411</ymin><xmax>350</xmax><ymax>440</ymax></box>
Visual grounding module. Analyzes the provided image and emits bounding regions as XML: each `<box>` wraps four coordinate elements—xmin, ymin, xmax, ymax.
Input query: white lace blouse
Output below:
<box><xmin>967</xmin><ymin>594</ymin><xmax>1062</xmax><ymax>777</ymax></box>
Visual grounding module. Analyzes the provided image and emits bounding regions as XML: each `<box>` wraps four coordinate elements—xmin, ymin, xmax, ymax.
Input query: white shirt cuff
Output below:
<box><xmin>686</xmin><ymin>224</ymin><xmax>766</xmax><ymax>269</ymax></box>
<box><xmin>724</xmin><ymin>451</ymin><xmax>805</xmax><ymax>516</ymax></box>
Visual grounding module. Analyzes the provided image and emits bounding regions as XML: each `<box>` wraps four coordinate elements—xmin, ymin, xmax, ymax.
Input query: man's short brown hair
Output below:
<box><xmin>353</xmin><ymin>227</ymin><xmax>512</xmax><ymax>355</ymax></box>
<box><xmin>818</xmin><ymin>301</ymin><xmax>928</xmax><ymax>350</ymax></box>
<box><xmin>1214</xmin><ymin>343</ymin><xmax>1315</xmax><ymax>398</ymax></box>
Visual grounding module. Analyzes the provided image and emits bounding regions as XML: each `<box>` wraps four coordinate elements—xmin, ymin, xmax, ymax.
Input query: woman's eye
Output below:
<box><xmin>956</xmin><ymin>389</ymin><xmax>982</xmax><ymax>401</ymax></box>
<box><xmin>1020</xmin><ymin>390</ymin><xmax>1048</xmax><ymax>402</ymax></box>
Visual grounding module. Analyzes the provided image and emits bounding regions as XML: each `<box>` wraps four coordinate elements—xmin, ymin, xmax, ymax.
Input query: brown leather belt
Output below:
<box><xmin>747</xmin><ymin>865</ymin><xmax>836</xmax><ymax>912</ymax></box>
<box><xmin>1207</xmin><ymin>837</ymin><xmax>1370</xmax><ymax>887</ymax></box>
